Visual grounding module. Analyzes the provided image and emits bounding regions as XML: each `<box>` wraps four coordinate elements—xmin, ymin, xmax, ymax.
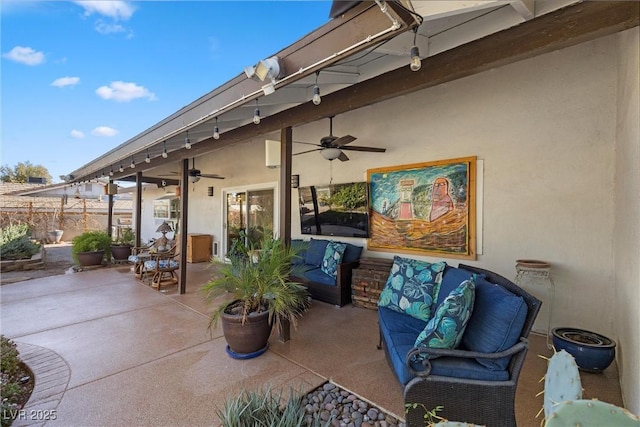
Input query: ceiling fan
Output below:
<box><xmin>293</xmin><ymin>116</ymin><xmax>386</xmax><ymax>161</ymax></box>
<box><xmin>160</xmin><ymin>158</ymin><xmax>225</xmax><ymax>183</ymax></box>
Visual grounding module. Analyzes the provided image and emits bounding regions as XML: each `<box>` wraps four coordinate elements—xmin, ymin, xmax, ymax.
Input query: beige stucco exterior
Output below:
<box><xmin>134</xmin><ymin>30</ymin><xmax>639</xmax><ymax>413</ymax></box>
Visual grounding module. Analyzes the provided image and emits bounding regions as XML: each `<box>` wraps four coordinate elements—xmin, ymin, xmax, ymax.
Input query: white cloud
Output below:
<box><xmin>70</xmin><ymin>129</ymin><xmax>85</xmax><ymax>139</ymax></box>
<box><xmin>95</xmin><ymin>81</ymin><xmax>157</xmax><ymax>102</ymax></box>
<box><xmin>52</xmin><ymin>76</ymin><xmax>80</xmax><ymax>88</ymax></box>
<box><xmin>3</xmin><ymin>46</ymin><xmax>45</xmax><ymax>65</ymax></box>
<box><xmin>95</xmin><ymin>20</ymin><xmax>126</xmax><ymax>35</ymax></box>
<box><xmin>74</xmin><ymin>1</ymin><xmax>135</xmax><ymax>21</ymax></box>
<box><xmin>91</xmin><ymin>126</ymin><xmax>118</xmax><ymax>137</ymax></box>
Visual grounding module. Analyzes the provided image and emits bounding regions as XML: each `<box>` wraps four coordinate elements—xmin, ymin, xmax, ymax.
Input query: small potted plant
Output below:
<box><xmin>202</xmin><ymin>233</ymin><xmax>309</xmax><ymax>359</ymax></box>
<box><xmin>71</xmin><ymin>230</ymin><xmax>112</xmax><ymax>266</ymax></box>
<box><xmin>111</xmin><ymin>228</ymin><xmax>135</xmax><ymax>261</ymax></box>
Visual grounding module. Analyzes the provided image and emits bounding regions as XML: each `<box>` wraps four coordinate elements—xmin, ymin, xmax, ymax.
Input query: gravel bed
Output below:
<box><xmin>302</xmin><ymin>382</ymin><xmax>405</xmax><ymax>427</ymax></box>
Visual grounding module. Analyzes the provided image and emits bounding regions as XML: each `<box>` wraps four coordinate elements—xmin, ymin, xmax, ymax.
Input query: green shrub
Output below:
<box><xmin>71</xmin><ymin>231</ymin><xmax>112</xmax><ymax>264</ymax></box>
<box><xmin>1</xmin><ymin>336</ymin><xmax>31</xmax><ymax>427</ymax></box>
<box><xmin>0</xmin><ymin>224</ymin><xmax>40</xmax><ymax>260</ymax></box>
<box><xmin>217</xmin><ymin>386</ymin><xmax>309</xmax><ymax>427</ymax></box>
<box><xmin>113</xmin><ymin>228</ymin><xmax>135</xmax><ymax>246</ymax></box>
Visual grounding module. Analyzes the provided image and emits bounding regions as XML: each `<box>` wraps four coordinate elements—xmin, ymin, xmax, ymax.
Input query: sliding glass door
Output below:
<box><xmin>224</xmin><ymin>186</ymin><xmax>276</xmax><ymax>257</ymax></box>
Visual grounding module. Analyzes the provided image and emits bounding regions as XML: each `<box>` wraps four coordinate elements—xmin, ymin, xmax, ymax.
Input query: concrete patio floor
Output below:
<box><xmin>1</xmin><ymin>262</ymin><xmax>623</xmax><ymax>426</ymax></box>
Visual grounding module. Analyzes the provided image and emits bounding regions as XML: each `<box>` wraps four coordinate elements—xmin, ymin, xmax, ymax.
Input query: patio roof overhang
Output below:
<box><xmin>66</xmin><ymin>0</ymin><xmax>639</xmax><ymax>185</ymax></box>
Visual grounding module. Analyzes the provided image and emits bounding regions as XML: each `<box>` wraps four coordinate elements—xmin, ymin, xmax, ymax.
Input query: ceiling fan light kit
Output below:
<box><xmin>321</xmin><ymin>147</ymin><xmax>342</xmax><ymax>160</ymax></box>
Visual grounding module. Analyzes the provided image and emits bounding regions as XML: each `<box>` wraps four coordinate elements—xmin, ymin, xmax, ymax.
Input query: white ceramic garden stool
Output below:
<box><xmin>515</xmin><ymin>259</ymin><xmax>555</xmax><ymax>349</ymax></box>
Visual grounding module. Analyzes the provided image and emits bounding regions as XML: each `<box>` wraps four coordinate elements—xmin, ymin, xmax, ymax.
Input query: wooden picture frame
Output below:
<box><xmin>367</xmin><ymin>156</ymin><xmax>476</xmax><ymax>259</ymax></box>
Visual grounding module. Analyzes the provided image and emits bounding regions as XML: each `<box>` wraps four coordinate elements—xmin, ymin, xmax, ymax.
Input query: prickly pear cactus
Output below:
<box><xmin>545</xmin><ymin>399</ymin><xmax>640</xmax><ymax>427</ymax></box>
<box><xmin>544</xmin><ymin>350</ymin><xmax>583</xmax><ymax>419</ymax></box>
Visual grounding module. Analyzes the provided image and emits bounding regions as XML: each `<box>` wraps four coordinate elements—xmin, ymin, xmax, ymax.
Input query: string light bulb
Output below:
<box><xmin>145</xmin><ymin>150</ymin><xmax>151</xmax><ymax>163</ymax></box>
<box><xmin>312</xmin><ymin>71</ymin><xmax>321</xmax><ymax>105</ymax></box>
<box><xmin>119</xmin><ymin>164</ymin><xmax>124</xmax><ymax>173</ymax></box>
<box><xmin>253</xmin><ymin>100</ymin><xmax>261</xmax><ymax>125</ymax></box>
<box><xmin>109</xmin><ymin>167</ymin><xmax>114</xmax><ymax>177</ymax></box>
<box><xmin>130</xmin><ymin>156</ymin><xmax>136</xmax><ymax>169</ymax></box>
<box><xmin>409</xmin><ymin>28</ymin><xmax>421</xmax><ymax>72</ymax></box>
<box><xmin>213</xmin><ymin>117</ymin><xmax>220</xmax><ymax>140</ymax></box>
<box><xmin>162</xmin><ymin>141</ymin><xmax>168</xmax><ymax>158</ymax></box>
<box><xmin>184</xmin><ymin>131</ymin><xmax>191</xmax><ymax>149</ymax></box>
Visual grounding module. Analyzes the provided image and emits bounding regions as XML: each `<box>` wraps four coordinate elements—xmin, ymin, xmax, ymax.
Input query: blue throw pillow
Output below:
<box><xmin>377</xmin><ymin>256</ymin><xmax>446</xmax><ymax>322</ymax></box>
<box><xmin>462</xmin><ymin>276</ymin><xmax>527</xmax><ymax>370</ymax></box>
<box><xmin>342</xmin><ymin>243</ymin><xmax>363</xmax><ymax>264</ymax></box>
<box><xmin>320</xmin><ymin>241</ymin><xmax>347</xmax><ymax>278</ymax></box>
<box><xmin>414</xmin><ymin>279</ymin><xmax>475</xmax><ymax>352</ymax></box>
<box><xmin>304</xmin><ymin>238</ymin><xmax>329</xmax><ymax>267</ymax></box>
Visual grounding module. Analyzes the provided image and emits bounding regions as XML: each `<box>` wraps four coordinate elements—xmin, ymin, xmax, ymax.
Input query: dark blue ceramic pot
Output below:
<box><xmin>552</xmin><ymin>327</ymin><xmax>616</xmax><ymax>373</ymax></box>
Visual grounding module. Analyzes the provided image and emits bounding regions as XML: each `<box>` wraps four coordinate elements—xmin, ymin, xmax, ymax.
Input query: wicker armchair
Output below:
<box><xmin>400</xmin><ymin>264</ymin><xmax>542</xmax><ymax>427</ymax></box>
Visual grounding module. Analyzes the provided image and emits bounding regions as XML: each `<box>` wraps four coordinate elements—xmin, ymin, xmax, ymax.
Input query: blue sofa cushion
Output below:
<box><xmin>462</xmin><ymin>276</ymin><xmax>527</xmax><ymax>370</ymax></box>
<box><xmin>290</xmin><ymin>239</ymin><xmax>308</xmax><ymax>265</ymax></box>
<box><xmin>304</xmin><ymin>238</ymin><xmax>329</xmax><ymax>267</ymax></box>
<box><xmin>414</xmin><ymin>279</ymin><xmax>475</xmax><ymax>351</ymax></box>
<box><xmin>378</xmin><ymin>307</ymin><xmax>509</xmax><ymax>385</ymax></box>
<box><xmin>304</xmin><ymin>267</ymin><xmax>336</xmax><ymax>286</ymax></box>
<box><xmin>343</xmin><ymin>243</ymin><xmax>363</xmax><ymax>264</ymax></box>
<box><xmin>435</xmin><ymin>266</ymin><xmax>483</xmax><ymax>309</ymax></box>
<box><xmin>321</xmin><ymin>241</ymin><xmax>347</xmax><ymax>278</ymax></box>
<box><xmin>378</xmin><ymin>256</ymin><xmax>446</xmax><ymax>322</ymax></box>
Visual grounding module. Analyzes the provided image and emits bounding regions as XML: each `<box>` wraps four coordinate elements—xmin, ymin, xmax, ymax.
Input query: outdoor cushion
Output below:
<box><xmin>291</xmin><ymin>239</ymin><xmax>308</xmax><ymax>265</ymax></box>
<box><xmin>414</xmin><ymin>279</ymin><xmax>475</xmax><ymax>352</ymax></box>
<box><xmin>435</xmin><ymin>266</ymin><xmax>483</xmax><ymax>309</ymax></box>
<box><xmin>304</xmin><ymin>268</ymin><xmax>336</xmax><ymax>286</ymax></box>
<box><xmin>143</xmin><ymin>259</ymin><xmax>179</xmax><ymax>270</ymax></box>
<box><xmin>462</xmin><ymin>276</ymin><xmax>527</xmax><ymax>370</ymax></box>
<box><xmin>304</xmin><ymin>238</ymin><xmax>329</xmax><ymax>267</ymax></box>
<box><xmin>321</xmin><ymin>241</ymin><xmax>347</xmax><ymax>278</ymax></box>
<box><xmin>378</xmin><ymin>256</ymin><xmax>446</xmax><ymax>322</ymax></box>
<box><xmin>342</xmin><ymin>243</ymin><xmax>363</xmax><ymax>264</ymax></box>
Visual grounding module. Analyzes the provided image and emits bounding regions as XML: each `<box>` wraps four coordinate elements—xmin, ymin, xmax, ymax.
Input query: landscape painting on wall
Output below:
<box><xmin>367</xmin><ymin>156</ymin><xmax>476</xmax><ymax>259</ymax></box>
<box><xmin>298</xmin><ymin>182</ymin><xmax>369</xmax><ymax>238</ymax></box>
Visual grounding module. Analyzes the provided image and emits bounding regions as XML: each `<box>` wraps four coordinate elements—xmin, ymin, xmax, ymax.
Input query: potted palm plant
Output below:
<box><xmin>110</xmin><ymin>228</ymin><xmax>135</xmax><ymax>261</ymax></box>
<box><xmin>202</xmin><ymin>233</ymin><xmax>309</xmax><ymax>359</ymax></box>
<box><xmin>72</xmin><ymin>230</ymin><xmax>112</xmax><ymax>266</ymax></box>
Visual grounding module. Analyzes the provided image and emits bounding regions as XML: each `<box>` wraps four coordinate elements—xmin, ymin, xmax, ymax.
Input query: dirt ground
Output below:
<box><xmin>1</xmin><ymin>242</ymin><xmax>76</xmax><ymax>285</ymax></box>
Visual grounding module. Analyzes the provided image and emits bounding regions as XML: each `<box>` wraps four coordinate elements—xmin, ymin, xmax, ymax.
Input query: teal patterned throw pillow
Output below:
<box><xmin>414</xmin><ymin>279</ymin><xmax>475</xmax><ymax>353</ymax></box>
<box><xmin>320</xmin><ymin>241</ymin><xmax>347</xmax><ymax>278</ymax></box>
<box><xmin>377</xmin><ymin>256</ymin><xmax>446</xmax><ymax>321</ymax></box>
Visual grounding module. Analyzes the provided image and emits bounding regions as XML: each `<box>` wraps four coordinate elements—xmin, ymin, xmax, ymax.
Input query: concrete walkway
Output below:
<box><xmin>0</xmin><ymin>267</ymin><xmax>331</xmax><ymax>426</ymax></box>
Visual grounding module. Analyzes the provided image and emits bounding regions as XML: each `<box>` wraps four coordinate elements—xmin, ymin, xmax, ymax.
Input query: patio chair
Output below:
<box><xmin>128</xmin><ymin>240</ymin><xmax>156</xmax><ymax>279</ymax></box>
<box><xmin>141</xmin><ymin>245</ymin><xmax>180</xmax><ymax>291</ymax></box>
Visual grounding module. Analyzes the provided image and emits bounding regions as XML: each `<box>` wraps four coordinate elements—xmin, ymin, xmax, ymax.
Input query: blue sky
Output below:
<box><xmin>1</xmin><ymin>1</ymin><xmax>331</xmax><ymax>182</ymax></box>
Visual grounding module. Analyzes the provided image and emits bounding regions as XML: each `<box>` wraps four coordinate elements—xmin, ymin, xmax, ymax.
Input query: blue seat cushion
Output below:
<box><xmin>304</xmin><ymin>239</ymin><xmax>329</xmax><ymax>267</ymax></box>
<box><xmin>304</xmin><ymin>267</ymin><xmax>336</xmax><ymax>286</ymax></box>
<box><xmin>435</xmin><ymin>266</ymin><xmax>482</xmax><ymax>309</ymax></box>
<box><xmin>462</xmin><ymin>276</ymin><xmax>527</xmax><ymax>370</ymax></box>
<box><xmin>290</xmin><ymin>240</ymin><xmax>308</xmax><ymax>265</ymax></box>
<box><xmin>143</xmin><ymin>259</ymin><xmax>179</xmax><ymax>270</ymax></box>
<box><xmin>128</xmin><ymin>255</ymin><xmax>142</xmax><ymax>263</ymax></box>
<box><xmin>379</xmin><ymin>307</ymin><xmax>509</xmax><ymax>385</ymax></box>
<box><xmin>342</xmin><ymin>243</ymin><xmax>363</xmax><ymax>264</ymax></box>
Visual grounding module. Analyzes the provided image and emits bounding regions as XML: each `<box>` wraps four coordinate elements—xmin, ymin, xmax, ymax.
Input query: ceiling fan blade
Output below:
<box><xmin>293</xmin><ymin>148</ymin><xmax>321</xmax><ymax>156</ymax></box>
<box><xmin>338</xmin><ymin>151</ymin><xmax>350</xmax><ymax>162</ymax></box>
<box><xmin>200</xmin><ymin>174</ymin><xmax>225</xmax><ymax>179</ymax></box>
<box><xmin>332</xmin><ymin>135</ymin><xmax>356</xmax><ymax>147</ymax></box>
<box><xmin>293</xmin><ymin>140</ymin><xmax>321</xmax><ymax>147</ymax></box>
<box><xmin>340</xmin><ymin>146</ymin><xmax>386</xmax><ymax>153</ymax></box>
<box><xmin>158</xmin><ymin>172</ymin><xmax>180</xmax><ymax>176</ymax></box>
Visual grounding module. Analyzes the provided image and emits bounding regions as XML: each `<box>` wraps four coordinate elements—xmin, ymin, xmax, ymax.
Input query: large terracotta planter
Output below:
<box><xmin>110</xmin><ymin>245</ymin><xmax>132</xmax><ymax>261</ymax></box>
<box><xmin>77</xmin><ymin>251</ymin><xmax>105</xmax><ymax>267</ymax></box>
<box><xmin>221</xmin><ymin>307</ymin><xmax>272</xmax><ymax>358</ymax></box>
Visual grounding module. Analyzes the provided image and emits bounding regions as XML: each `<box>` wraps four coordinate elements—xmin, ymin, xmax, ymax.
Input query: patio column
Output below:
<box><xmin>178</xmin><ymin>158</ymin><xmax>189</xmax><ymax>294</ymax></box>
<box><xmin>278</xmin><ymin>126</ymin><xmax>293</xmax><ymax>342</ymax></box>
<box><xmin>135</xmin><ymin>172</ymin><xmax>142</xmax><ymax>247</ymax></box>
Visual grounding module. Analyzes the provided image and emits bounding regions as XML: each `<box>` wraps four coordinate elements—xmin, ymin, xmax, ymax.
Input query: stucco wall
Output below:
<box><xmin>614</xmin><ymin>27</ymin><xmax>640</xmax><ymax>415</ymax></box>
<box><xmin>133</xmin><ymin>29</ymin><xmax>638</xmax><ymax>411</ymax></box>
